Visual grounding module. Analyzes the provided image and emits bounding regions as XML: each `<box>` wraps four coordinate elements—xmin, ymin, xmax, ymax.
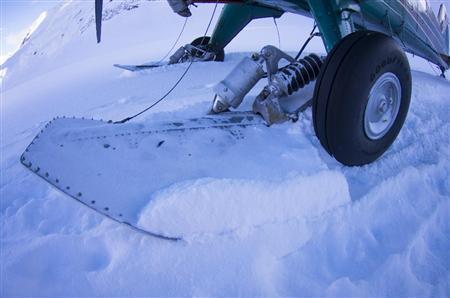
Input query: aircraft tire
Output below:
<box><xmin>312</xmin><ymin>31</ymin><xmax>411</xmax><ymax>166</ymax></box>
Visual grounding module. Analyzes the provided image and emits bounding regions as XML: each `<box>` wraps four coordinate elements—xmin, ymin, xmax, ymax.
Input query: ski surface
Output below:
<box><xmin>113</xmin><ymin>63</ymin><xmax>164</xmax><ymax>71</ymax></box>
<box><xmin>21</xmin><ymin>112</ymin><xmax>268</xmax><ymax>239</ymax></box>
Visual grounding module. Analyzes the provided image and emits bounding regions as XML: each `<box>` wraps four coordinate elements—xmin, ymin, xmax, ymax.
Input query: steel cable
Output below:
<box><xmin>115</xmin><ymin>0</ymin><xmax>220</xmax><ymax>124</ymax></box>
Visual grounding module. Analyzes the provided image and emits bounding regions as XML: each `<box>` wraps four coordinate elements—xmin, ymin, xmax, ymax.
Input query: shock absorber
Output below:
<box><xmin>271</xmin><ymin>53</ymin><xmax>323</xmax><ymax>97</ymax></box>
<box><xmin>210</xmin><ymin>45</ymin><xmax>324</xmax><ymax>125</ymax></box>
<box><xmin>252</xmin><ymin>53</ymin><xmax>323</xmax><ymax>124</ymax></box>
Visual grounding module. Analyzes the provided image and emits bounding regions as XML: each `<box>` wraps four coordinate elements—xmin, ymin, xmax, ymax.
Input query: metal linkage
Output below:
<box><xmin>211</xmin><ymin>45</ymin><xmax>293</xmax><ymax>114</ymax></box>
<box><xmin>253</xmin><ymin>53</ymin><xmax>323</xmax><ymax>124</ymax></box>
<box><xmin>210</xmin><ymin>54</ymin><xmax>266</xmax><ymax>113</ymax></box>
<box><xmin>169</xmin><ymin>43</ymin><xmax>216</xmax><ymax>64</ymax></box>
<box><xmin>211</xmin><ymin>45</ymin><xmax>324</xmax><ymax>125</ymax></box>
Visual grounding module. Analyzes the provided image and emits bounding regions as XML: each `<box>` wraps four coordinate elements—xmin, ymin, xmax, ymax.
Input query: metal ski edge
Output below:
<box><xmin>19</xmin><ymin>111</ymin><xmax>265</xmax><ymax>241</ymax></box>
<box><xmin>42</xmin><ymin>112</ymin><xmax>265</xmax><ymax>142</ymax></box>
<box><xmin>113</xmin><ymin>63</ymin><xmax>163</xmax><ymax>71</ymax></box>
<box><xmin>19</xmin><ymin>121</ymin><xmax>183</xmax><ymax>241</ymax></box>
<box><xmin>25</xmin><ymin>162</ymin><xmax>183</xmax><ymax>241</ymax></box>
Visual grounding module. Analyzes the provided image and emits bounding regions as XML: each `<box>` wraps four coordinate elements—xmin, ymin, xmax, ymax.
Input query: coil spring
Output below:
<box><xmin>278</xmin><ymin>53</ymin><xmax>323</xmax><ymax>95</ymax></box>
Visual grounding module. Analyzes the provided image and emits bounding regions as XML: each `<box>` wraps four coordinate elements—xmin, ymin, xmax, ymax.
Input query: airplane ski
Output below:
<box><xmin>21</xmin><ymin>112</ymin><xmax>274</xmax><ymax>239</ymax></box>
<box><xmin>113</xmin><ymin>63</ymin><xmax>164</xmax><ymax>71</ymax></box>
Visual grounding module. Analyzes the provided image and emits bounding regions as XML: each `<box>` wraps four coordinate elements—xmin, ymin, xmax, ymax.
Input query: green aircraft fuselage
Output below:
<box><xmin>202</xmin><ymin>0</ymin><xmax>449</xmax><ymax>69</ymax></box>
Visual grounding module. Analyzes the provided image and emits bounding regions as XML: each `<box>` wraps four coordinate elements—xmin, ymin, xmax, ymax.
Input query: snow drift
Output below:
<box><xmin>1</xmin><ymin>0</ymin><xmax>449</xmax><ymax>296</ymax></box>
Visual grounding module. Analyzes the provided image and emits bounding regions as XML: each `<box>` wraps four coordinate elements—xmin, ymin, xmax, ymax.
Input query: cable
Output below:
<box><xmin>115</xmin><ymin>1</ymin><xmax>220</xmax><ymax>124</ymax></box>
<box><xmin>114</xmin><ymin>63</ymin><xmax>194</xmax><ymax>124</ymax></box>
<box><xmin>261</xmin><ymin>23</ymin><xmax>320</xmax><ymax>79</ymax></box>
<box><xmin>156</xmin><ymin>17</ymin><xmax>189</xmax><ymax>64</ymax></box>
<box><xmin>273</xmin><ymin>17</ymin><xmax>281</xmax><ymax>49</ymax></box>
<box><xmin>294</xmin><ymin>23</ymin><xmax>320</xmax><ymax>60</ymax></box>
<box><xmin>194</xmin><ymin>0</ymin><xmax>219</xmax><ymax>51</ymax></box>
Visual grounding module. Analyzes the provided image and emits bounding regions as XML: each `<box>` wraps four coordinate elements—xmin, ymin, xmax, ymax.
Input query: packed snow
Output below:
<box><xmin>1</xmin><ymin>1</ymin><xmax>449</xmax><ymax>296</ymax></box>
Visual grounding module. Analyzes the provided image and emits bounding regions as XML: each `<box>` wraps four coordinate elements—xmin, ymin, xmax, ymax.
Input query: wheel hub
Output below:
<box><xmin>364</xmin><ymin>72</ymin><xmax>402</xmax><ymax>140</ymax></box>
<box><xmin>378</xmin><ymin>98</ymin><xmax>388</xmax><ymax>114</ymax></box>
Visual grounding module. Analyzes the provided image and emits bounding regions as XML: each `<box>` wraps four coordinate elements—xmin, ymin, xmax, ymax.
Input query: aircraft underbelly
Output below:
<box><xmin>255</xmin><ymin>0</ymin><xmax>311</xmax><ymax>16</ymax></box>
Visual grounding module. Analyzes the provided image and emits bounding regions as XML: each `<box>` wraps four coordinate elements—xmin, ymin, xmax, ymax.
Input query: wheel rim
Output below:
<box><xmin>364</xmin><ymin>72</ymin><xmax>402</xmax><ymax>140</ymax></box>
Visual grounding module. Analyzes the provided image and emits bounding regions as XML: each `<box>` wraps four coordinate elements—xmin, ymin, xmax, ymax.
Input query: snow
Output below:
<box><xmin>1</xmin><ymin>0</ymin><xmax>449</xmax><ymax>296</ymax></box>
<box><xmin>139</xmin><ymin>171</ymin><xmax>350</xmax><ymax>239</ymax></box>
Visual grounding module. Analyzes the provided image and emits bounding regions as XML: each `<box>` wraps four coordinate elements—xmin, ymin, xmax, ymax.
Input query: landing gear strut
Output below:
<box><xmin>210</xmin><ymin>45</ymin><xmax>323</xmax><ymax>125</ymax></box>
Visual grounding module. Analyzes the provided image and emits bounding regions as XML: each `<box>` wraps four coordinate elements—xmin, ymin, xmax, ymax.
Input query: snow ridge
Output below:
<box><xmin>1</xmin><ymin>1</ymin><xmax>449</xmax><ymax>296</ymax></box>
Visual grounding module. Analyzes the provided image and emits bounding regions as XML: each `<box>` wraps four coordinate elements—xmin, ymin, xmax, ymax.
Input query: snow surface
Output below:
<box><xmin>1</xmin><ymin>1</ymin><xmax>449</xmax><ymax>296</ymax></box>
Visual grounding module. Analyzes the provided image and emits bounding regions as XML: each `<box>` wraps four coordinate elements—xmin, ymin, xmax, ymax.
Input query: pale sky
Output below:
<box><xmin>0</xmin><ymin>0</ymin><xmax>448</xmax><ymax>64</ymax></box>
<box><xmin>1</xmin><ymin>0</ymin><xmax>63</xmax><ymax>63</ymax></box>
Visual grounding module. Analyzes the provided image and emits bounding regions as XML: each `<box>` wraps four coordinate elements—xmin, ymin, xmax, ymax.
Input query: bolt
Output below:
<box><xmin>378</xmin><ymin>100</ymin><xmax>388</xmax><ymax>113</ymax></box>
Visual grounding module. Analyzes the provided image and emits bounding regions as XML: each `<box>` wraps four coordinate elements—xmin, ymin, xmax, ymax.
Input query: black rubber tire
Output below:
<box><xmin>190</xmin><ymin>36</ymin><xmax>225</xmax><ymax>62</ymax></box>
<box><xmin>312</xmin><ymin>31</ymin><xmax>412</xmax><ymax>166</ymax></box>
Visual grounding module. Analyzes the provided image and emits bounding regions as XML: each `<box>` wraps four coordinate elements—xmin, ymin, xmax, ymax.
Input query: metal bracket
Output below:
<box><xmin>169</xmin><ymin>43</ymin><xmax>216</xmax><ymax>64</ymax></box>
<box><xmin>210</xmin><ymin>45</ymin><xmax>293</xmax><ymax>114</ymax></box>
<box><xmin>260</xmin><ymin>45</ymin><xmax>295</xmax><ymax>79</ymax></box>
